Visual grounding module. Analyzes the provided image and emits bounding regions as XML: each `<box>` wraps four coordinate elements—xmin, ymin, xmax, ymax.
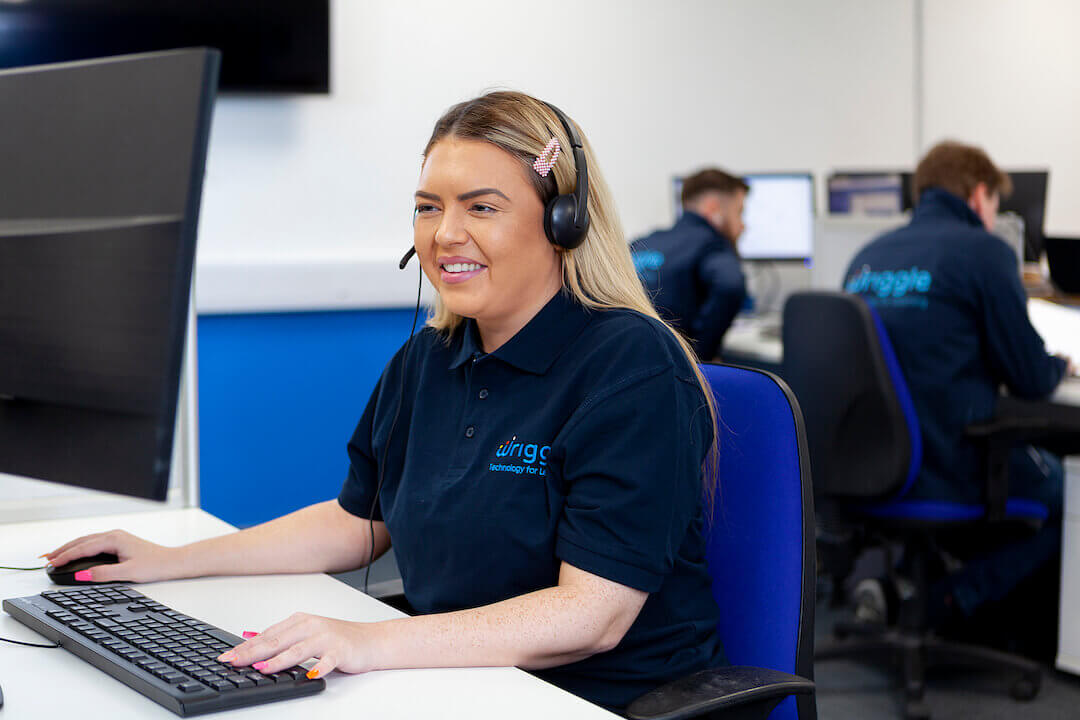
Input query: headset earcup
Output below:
<box><xmin>545</xmin><ymin>194</ymin><xmax>587</xmax><ymax>249</ymax></box>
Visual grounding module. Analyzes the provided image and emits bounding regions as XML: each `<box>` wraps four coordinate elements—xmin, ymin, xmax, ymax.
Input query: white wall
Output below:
<box><xmin>922</xmin><ymin>0</ymin><xmax>1080</xmax><ymax>236</ymax></box>
<box><xmin>195</xmin><ymin>0</ymin><xmax>916</xmax><ymax>311</ymax></box>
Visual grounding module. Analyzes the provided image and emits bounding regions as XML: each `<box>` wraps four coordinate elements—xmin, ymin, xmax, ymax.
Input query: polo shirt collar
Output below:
<box><xmin>448</xmin><ymin>290</ymin><xmax>592</xmax><ymax>374</ymax></box>
<box><xmin>914</xmin><ymin>187</ymin><xmax>984</xmax><ymax>229</ymax></box>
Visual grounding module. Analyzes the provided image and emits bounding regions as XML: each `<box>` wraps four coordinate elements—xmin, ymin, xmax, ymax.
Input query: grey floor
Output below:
<box><xmin>814</xmin><ymin>601</ymin><xmax>1080</xmax><ymax>719</ymax></box>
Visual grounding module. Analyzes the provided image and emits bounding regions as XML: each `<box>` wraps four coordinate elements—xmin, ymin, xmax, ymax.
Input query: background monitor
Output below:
<box><xmin>0</xmin><ymin>49</ymin><xmax>219</xmax><ymax>501</ymax></box>
<box><xmin>738</xmin><ymin>173</ymin><xmax>815</xmax><ymax>261</ymax></box>
<box><xmin>672</xmin><ymin>172</ymin><xmax>814</xmax><ymax>261</ymax></box>
<box><xmin>0</xmin><ymin>1</ymin><xmax>326</xmax><ymax>93</ymax></box>
<box><xmin>827</xmin><ymin>171</ymin><xmax>915</xmax><ymax>215</ymax></box>
<box><xmin>998</xmin><ymin>171</ymin><xmax>1049</xmax><ymax>261</ymax></box>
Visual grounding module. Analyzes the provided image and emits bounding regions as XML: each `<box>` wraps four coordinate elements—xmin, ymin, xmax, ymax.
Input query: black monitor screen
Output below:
<box><xmin>999</xmin><ymin>171</ymin><xmax>1049</xmax><ymax>261</ymax></box>
<box><xmin>0</xmin><ymin>0</ymin><xmax>327</xmax><ymax>93</ymax></box>
<box><xmin>0</xmin><ymin>50</ymin><xmax>218</xmax><ymax>500</ymax></box>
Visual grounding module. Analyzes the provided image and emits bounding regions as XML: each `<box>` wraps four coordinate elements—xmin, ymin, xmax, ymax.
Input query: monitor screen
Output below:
<box><xmin>738</xmin><ymin>173</ymin><xmax>814</xmax><ymax>261</ymax></box>
<box><xmin>0</xmin><ymin>50</ymin><xmax>218</xmax><ymax>501</ymax></box>
<box><xmin>672</xmin><ymin>173</ymin><xmax>814</xmax><ymax>260</ymax></box>
<box><xmin>827</xmin><ymin>171</ymin><xmax>916</xmax><ymax>214</ymax></box>
<box><xmin>0</xmin><ymin>0</ymin><xmax>328</xmax><ymax>93</ymax></box>
<box><xmin>998</xmin><ymin>171</ymin><xmax>1049</xmax><ymax>260</ymax></box>
<box><xmin>828</xmin><ymin>173</ymin><xmax>904</xmax><ymax>215</ymax></box>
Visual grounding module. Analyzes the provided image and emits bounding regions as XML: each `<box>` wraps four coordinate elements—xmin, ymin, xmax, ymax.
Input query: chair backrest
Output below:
<box><xmin>700</xmin><ymin>363</ymin><xmax>816</xmax><ymax>720</ymax></box>
<box><xmin>781</xmin><ymin>291</ymin><xmax>918</xmax><ymax>501</ymax></box>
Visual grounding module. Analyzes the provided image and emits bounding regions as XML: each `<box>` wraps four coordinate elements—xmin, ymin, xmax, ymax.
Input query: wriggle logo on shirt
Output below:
<box><xmin>846</xmin><ymin>265</ymin><xmax>933</xmax><ymax>299</ymax></box>
<box><xmin>489</xmin><ymin>436</ymin><xmax>551</xmax><ymax>476</ymax></box>
<box><xmin>632</xmin><ymin>250</ymin><xmax>665</xmax><ymax>272</ymax></box>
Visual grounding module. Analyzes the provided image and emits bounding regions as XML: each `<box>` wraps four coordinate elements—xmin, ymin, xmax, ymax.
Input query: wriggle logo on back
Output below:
<box><xmin>489</xmin><ymin>436</ymin><xmax>551</xmax><ymax>476</ymax></box>
<box><xmin>846</xmin><ymin>264</ymin><xmax>932</xmax><ymax>298</ymax></box>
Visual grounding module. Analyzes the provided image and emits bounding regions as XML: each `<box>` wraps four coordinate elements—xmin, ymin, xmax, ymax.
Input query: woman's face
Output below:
<box><xmin>414</xmin><ymin>138</ymin><xmax>562</xmax><ymax>348</ymax></box>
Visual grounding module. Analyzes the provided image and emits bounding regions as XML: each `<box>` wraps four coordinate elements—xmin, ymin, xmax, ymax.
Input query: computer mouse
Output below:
<box><xmin>46</xmin><ymin>553</ymin><xmax>121</xmax><ymax>585</ymax></box>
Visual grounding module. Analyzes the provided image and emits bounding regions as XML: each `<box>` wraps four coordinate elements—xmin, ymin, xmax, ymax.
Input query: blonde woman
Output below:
<box><xmin>45</xmin><ymin>92</ymin><xmax>725</xmax><ymax>711</ymax></box>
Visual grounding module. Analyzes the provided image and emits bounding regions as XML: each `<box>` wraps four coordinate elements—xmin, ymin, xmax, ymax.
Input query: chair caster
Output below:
<box><xmin>1010</xmin><ymin>671</ymin><xmax>1041</xmax><ymax>701</ymax></box>
<box><xmin>904</xmin><ymin>698</ymin><xmax>931</xmax><ymax>719</ymax></box>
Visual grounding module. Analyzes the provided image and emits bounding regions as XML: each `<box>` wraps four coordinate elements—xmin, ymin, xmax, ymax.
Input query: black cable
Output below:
<box><xmin>364</xmin><ymin>262</ymin><xmax>423</xmax><ymax>595</ymax></box>
<box><xmin>0</xmin><ymin>564</ymin><xmax>60</xmax><ymax>646</ymax></box>
<box><xmin>0</xmin><ymin>637</ymin><xmax>60</xmax><ymax>648</ymax></box>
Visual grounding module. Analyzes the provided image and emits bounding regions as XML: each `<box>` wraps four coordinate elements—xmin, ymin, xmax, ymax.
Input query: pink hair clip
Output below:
<box><xmin>533</xmin><ymin>137</ymin><xmax>561</xmax><ymax>177</ymax></box>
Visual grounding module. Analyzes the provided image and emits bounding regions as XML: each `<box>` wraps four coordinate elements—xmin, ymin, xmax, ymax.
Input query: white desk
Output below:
<box><xmin>721</xmin><ymin>315</ymin><xmax>783</xmax><ymax>365</ymax></box>
<box><xmin>0</xmin><ymin>509</ymin><xmax>616</xmax><ymax>719</ymax></box>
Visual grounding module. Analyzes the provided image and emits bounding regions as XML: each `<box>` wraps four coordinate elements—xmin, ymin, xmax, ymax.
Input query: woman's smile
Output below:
<box><xmin>438</xmin><ymin>255</ymin><xmax>488</xmax><ymax>284</ymax></box>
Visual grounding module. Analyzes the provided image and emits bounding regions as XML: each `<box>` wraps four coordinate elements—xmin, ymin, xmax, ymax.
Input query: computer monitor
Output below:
<box><xmin>998</xmin><ymin>171</ymin><xmax>1049</xmax><ymax>261</ymax></box>
<box><xmin>673</xmin><ymin>172</ymin><xmax>814</xmax><ymax>261</ymax></box>
<box><xmin>0</xmin><ymin>49</ymin><xmax>219</xmax><ymax>502</ymax></box>
<box><xmin>827</xmin><ymin>171</ymin><xmax>916</xmax><ymax>215</ymax></box>
<box><xmin>736</xmin><ymin>173</ymin><xmax>815</xmax><ymax>261</ymax></box>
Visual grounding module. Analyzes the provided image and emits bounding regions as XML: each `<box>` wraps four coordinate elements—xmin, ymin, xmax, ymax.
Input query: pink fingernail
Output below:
<box><xmin>74</xmin><ymin>570</ymin><xmax>93</xmax><ymax>582</ymax></box>
<box><xmin>253</xmin><ymin>662</ymin><xmax>268</xmax><ymax>671</ymax></box>
<box><xmin>242</xmin><ymin>631</ymin><xmax>259</xmax><ymax>639</ymax></box>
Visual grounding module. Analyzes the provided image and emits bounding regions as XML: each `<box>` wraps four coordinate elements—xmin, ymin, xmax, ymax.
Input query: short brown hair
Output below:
<box><xmin>681</xmin><ymin>168</ymin><xmax>749</xmax><ymax>206</ymax></box>
<box><xmin>912</xmin><ymin>140</ymin><xmax>1012</xmax><ymax>206</ymax></box>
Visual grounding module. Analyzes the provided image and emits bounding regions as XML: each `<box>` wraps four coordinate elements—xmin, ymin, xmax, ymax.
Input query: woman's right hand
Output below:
<box><xmin>43</xmin><ymin>530</ymin><xmax>189</xmax><ymax>584</ymax></box>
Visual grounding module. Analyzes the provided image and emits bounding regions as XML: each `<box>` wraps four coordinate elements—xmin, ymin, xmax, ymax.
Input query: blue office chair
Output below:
<box><xmin>628</xmin><ymin>363</ymin><xmax>817</xmax><ymax>720</ymax></box>
<box><xmin>782</xmin><ymin>291</ymin><xmax>1049</xmax><ymax>720</ymax></box>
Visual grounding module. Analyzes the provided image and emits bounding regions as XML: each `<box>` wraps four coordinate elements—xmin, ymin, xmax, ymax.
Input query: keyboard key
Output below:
<box><xmin>246</xmin><ymin>672</ymin><xmax>272</xmax><ymax>686</ymax></box>
<box><xmin>178</xmin><ymin>682</ymin><xmax>203</xmax><ymax>693</ymax></box>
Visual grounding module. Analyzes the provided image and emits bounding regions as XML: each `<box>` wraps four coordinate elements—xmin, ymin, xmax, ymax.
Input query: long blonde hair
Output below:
<box><xmin>422</xmin><ymin>91</ymin><xmax>718</xmax><ymax>500</ymax></box>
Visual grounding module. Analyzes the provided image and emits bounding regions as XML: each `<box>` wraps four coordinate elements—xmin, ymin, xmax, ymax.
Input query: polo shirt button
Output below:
<box><xmin>478</xmin><ymin>388</ymin><xmax>489</xmax><ymax>399</ymax></box>
<box><xmin>465</xmin><ymin>426</ymin><xmax>476</xmax><ymax>438</ymax></box>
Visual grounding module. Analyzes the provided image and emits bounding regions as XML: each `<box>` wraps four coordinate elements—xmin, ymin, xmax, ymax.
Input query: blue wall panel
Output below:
<box><xmin>196</xmin><ymin>309</ymin><xmax>416</xmax><ymax>528</ymax></box>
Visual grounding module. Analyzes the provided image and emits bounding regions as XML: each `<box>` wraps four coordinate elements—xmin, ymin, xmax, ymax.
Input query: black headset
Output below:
<box><xmin>541</xmin><ymin>101</ymin><xmax>591</xmax><ymax>250</ymax></box>
<box><xmin>399</xmin><ymin>100</ymin><xmax>589</xmax><ymax>270</ymax></box>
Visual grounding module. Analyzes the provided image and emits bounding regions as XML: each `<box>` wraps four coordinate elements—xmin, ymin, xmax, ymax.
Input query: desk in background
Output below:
<box><xmin>0</xmin><ymin>509</ymin><xmax>616</xmax><ymax>719</ymax></box>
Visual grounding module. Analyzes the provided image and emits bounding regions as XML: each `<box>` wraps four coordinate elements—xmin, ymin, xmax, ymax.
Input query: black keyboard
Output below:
<box><xmin>3</xmin><ymin>586</ymin><xmax>325</xmax><ymax>716</ymax></box>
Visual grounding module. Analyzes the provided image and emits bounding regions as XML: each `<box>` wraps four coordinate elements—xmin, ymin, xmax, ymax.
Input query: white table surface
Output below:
<box><xmin>0</xmin><ymin>509</ymin><xmax>616</xmax><ymax>719</ymax></box>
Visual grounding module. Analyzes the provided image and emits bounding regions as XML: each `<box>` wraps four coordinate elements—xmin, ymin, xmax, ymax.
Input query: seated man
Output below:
<box><xmin>631</xmin><ymin>168</ymin><xmax>748</xmax><ymax>361</ymax></box>
<box><xmin>844</xmin><ymin>140</ymin><xmax>1072</xmax><ymax>629</ymax></box>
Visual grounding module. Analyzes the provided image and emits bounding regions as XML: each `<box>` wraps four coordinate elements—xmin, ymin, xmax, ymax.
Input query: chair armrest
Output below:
<box><xmin>626</xmin><ymin>666</ymin><xmax>814</xmax><ymax>720</ymax></box>
<box><xmin>967</xmin><ymin>397</ymin><xmax>1080</xmax><ymax>447</ymax></box>
<box><xmin>965</xmin><ymin>397</ymin><xmax>1080</xmax><ymax>523</ymax></box>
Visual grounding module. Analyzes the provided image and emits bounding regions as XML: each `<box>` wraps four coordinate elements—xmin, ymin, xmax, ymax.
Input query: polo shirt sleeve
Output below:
<box><xmin>693</xmin><ymin>246</ymin><xmax>746</xmax><ymax>360</ymax></box>
<box><xmin>554</xmin><ymin>366</ymin><xmax>711</xmax><ymax>593</ymax></box>
<box><xmin>974</xmin><ymin>244</ymin><xmax>1066</xmax><ymax>399</ymax></box>
<box><xmin>337</xmin><ymin>382</ymin><xmax>384</xmax><ymax>521</ymax></box>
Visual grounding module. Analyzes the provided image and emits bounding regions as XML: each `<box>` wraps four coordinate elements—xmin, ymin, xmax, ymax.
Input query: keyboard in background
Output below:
<box><xmin>3</xmin><ymin>586</ymin><xmax>324</xmax><ymax>716</ymax></box>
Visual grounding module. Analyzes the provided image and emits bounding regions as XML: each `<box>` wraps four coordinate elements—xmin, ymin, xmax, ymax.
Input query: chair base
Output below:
<box><xmin>816</xmin><ymin>625</ymin><xmax>1041</xmax><ymax>719</ymax></box>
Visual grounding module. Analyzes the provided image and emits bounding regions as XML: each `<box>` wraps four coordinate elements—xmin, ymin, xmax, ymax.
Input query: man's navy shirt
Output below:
<box><xmin>631</xmin><ymin>211</ymin><xmax>746</xmax><ymax>360</ymax></box>
<box><xmin>338</xmin><ymin>290</ymin><xmax>723</xmax><ymax>709</ymax></box>
<box><xmin>843</xmin><ymin>188</ymin><xmax>1066</xmax><ymax>503</ymax></box>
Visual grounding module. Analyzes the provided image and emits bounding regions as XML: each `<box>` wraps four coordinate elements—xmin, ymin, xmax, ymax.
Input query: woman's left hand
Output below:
<box><xmin>218</xmin><ymin>613</ymin><xmax>375</xmax><ymax>679</ymax></box>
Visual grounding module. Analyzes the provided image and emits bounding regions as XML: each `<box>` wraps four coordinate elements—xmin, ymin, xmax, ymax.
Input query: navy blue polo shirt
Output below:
<box><xmin>338</xmin><ymin>290</ymin><xmax>724</xmax><ymax>709</ymax></box>
<box><xmin>630</xmin><ymin>211</ymin><xmax>746</xmax><ymax>361</ymax></box>
<box><xmin>843</xmin><ymin>188</ymin><xmax>1066</xmax><ymax>503</ymax></box>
